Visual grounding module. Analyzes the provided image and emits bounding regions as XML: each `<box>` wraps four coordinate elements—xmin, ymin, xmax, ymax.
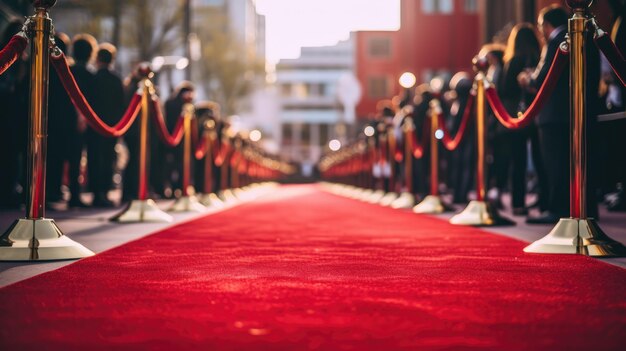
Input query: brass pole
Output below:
<box><xmin>26</xmin><ymin>5</ymin><xmax>51</xmax><ymax>219</ymax></box>
<box><xmin>475</xmin><ymin>77</ymin><xmax>486</xmax><ymax>202</ymax></box>
<box><xmin>138</xmin><ymin>80</ymin><xmax>150</xmax><ymax>201</ymax></box>
<box><xmin>182</xmin><ymin>104</ymin><xmax>193</xmax><ymax>197</ymax></box>
<box><xmin>569</xmin><ymin>7</ymin><xmax>586</xmax><ymax>218</ymax></box>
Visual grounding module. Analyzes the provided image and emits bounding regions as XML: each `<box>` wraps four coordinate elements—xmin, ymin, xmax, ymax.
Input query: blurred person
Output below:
<box><xmin>411</xmin><ymin>84</ymin><xmax>433</xmax><ymax>198</ymax></box>
<box><xmin>445</xmin><ymin>72</ymin><xmax>476</xmax><ymax>204</ymax></box>
<box><xmin>194</xmin><ymin>101</ymin><xmax>220</xmax><ymax>194</ymax></box>
<box><xmin>121</xmin><ymin>64</ymin><xmax>145</xmax><ymax>201</ymax></box>
<box><xmin>478</xmin><ymin>44</ymin><xmax>508</xmax><ymax>208</ymax></box>
<box><xmin>496</xmin><ymin>23</ymin><xmax>544</xmax><ymax>215</ymax></box>
<box><xmin>67</xmin><ymin>33</ymin><xmax>98</xmax><ymax>208</ymax></box>
<box><xmin>518</xmin><ymin>5</ymin><xmax>569</xmax><ymax>224</ymax></box>
<box><xmin>89</xmin><ymin>43</ymin><xmax>124</xmax><ymax>207</ymax></box>
<box><xmin>47</xmin><ymin>32</ymin><xmax>75</xmax><ymax>205</ymax></box>
<box><xmin>0</xmin><ymin>20</ymin><xmax>28</xmax><ymax>209</ymax></box>
<box><xmin>161</xmin><ymin>81</ymin><xmax>195</xmax><ymax>197</ymax></box>
<box><xmin>602</xmin><ymin>0</ymin><xmax>626</xmax><ymax>211</ymax></box>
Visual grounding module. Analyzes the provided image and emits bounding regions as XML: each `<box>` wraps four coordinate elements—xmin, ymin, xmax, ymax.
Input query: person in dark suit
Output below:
<box><xmin>194</xmin><ymin>101</ymin><xmax>220</xmax><ymax>194</ymax></box>
<box><xmin>121</xmin><ymin>65</ymin><xmax>144</xmax><ymax>202</ymax></box>
<box><xmin>0</xmin><ymin>20</ymin><xmax>27</xmax><ymax>209</ymax></box>
<box><xmin>89</xmin><ymin>43</ymin><xmax>124</xmax><ymax>207</ymax></box>
<box><xmin>518</xmin><ymin>5</ymin><xmax>569</xmax><ymax>224</ymax></box>
<box><xmin>68</xmin><ymin>34</ymin><xmax>98</xmax><ymax>208</ymax></box>
<box><xmin>162</xmin><ymin>81</ymin><xmax>195</xmax><ymax>197</ymax></box>
<box><xmin>47</xmin><ymin>33</ymin><xmax>75</xmax><ymax>205</ymax></box>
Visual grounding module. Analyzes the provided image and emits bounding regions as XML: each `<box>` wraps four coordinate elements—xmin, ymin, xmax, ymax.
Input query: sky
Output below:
<box><xmin>255</xmin><ymin>0</ymin><xmax>401</xmax><ymax>64</ymax></box>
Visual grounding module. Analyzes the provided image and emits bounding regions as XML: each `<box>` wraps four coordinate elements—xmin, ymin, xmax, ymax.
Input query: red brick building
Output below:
<box><xmin>356</xmin><ymin>0</ymin><xmax>482</xmax><ymax>119</ymax></box>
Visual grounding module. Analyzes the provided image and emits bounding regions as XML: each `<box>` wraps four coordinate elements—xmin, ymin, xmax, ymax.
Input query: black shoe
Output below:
<box><xmin>526</xmin><ymin>212</ymin><xmax>560</xmax><ymax>224</ymax></box>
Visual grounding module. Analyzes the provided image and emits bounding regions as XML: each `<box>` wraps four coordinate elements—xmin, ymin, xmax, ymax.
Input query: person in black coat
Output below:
<box><xmin>89</xmin><ymin>43</ymin><xmax>124</xmax><ymax>207</ymax></box>
<box><xmin>161</xmin><ymin>81</ymin><xmax>195</xmax><ymax>197</ymax></box>
<box><xmin>518</xmin><ymin>6</ymin><xmax>570</xmax><ymax>223</ymax></box>
<box><xmin>68</xmin><ymin>34</ymin><xmax>98</xmax><ymax>208</ymax></box>
<box><xmin>496</xmin><ymin>23</ymin><xmax>544</xmax><ymax>215</ymax></box>
<box><xmin>0</xmin><ymin>20</ymin><xmax>27</xmax><ymax>209</ymax></box>
<box><xmin>47</xmin><ymin>33</ymin><xmax>75</xmax><ymax>205</ymax></box>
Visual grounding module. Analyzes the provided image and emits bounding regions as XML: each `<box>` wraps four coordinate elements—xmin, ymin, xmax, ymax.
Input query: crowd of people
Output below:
<box><xmin>365</xmin><ymin>4</ymin><xmax>626</xmax><ymax>224</ymax></box>
<box><xmin>0</xmin><ymin>24</ymin><xmax>226</xmax><ymax>210</ymax></box>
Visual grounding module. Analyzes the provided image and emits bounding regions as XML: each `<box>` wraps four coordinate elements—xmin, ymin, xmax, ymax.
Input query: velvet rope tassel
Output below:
<box><xmin>484</xmin><ymin>46</ymin><xmax>569</xmax><ymax>130</ymax></box>
<box><xmin>437</xmin><ymin>94</ymin><xmax>474</xmax><ymax>151</ymax></box>
<box><xmin>0</xmin><ymin>35</ymin><xmax>27</xmax><ymax>76</ymax></box>
<box><xmin>50</xmin><ymin>52</ymin><xmax>142</xmax><ymax>137</ymax></box>
<box><xmin>149</xmin><ymin>97</ymin><xmax>185</xmax><ymax>147</ymax></box>
<box><xmin>594</xmin><ymin>33</ymin><xmax>626</xmax><ymax>86</ymax></box>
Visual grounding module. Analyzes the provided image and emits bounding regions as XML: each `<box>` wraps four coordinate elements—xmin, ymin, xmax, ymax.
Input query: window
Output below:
<box><xmin>368</xmin><ymin>76</ymin><xmax>389</xmax><ymax>99</ymax></box>
<box><xmin>302</xmin><ymin>124</ymin><xmax>311</xmax><ymax>146</ymax></box>
<box><xmin>422</xmin><ymin>0</ymin><xmax>454</xmax><ymax>14</ymax></box>
<box><xmin>368</xmin><ymin>37</ymin><xmax>391</xmax><ymax>58</ymax></box>
<box><xmin>281</xmin><ymin>83</ymin><xmax>292</xmax><ymax>97</ymax></box>
<box><xmin>464</xmin><ymin>0</ymin><xmax>478</xmax><ymax>13</ymax></box>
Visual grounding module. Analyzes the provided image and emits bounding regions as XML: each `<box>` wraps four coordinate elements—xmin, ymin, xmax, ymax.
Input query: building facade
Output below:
<box><xmin>355</xmin><ymin>0</ymin><xmax>482</xmax><ymax>120</ymax></box>
<box><xmin>275</xmin><ymin>36</ymin><xmax>355</xmax><ymax>176</ymax></box>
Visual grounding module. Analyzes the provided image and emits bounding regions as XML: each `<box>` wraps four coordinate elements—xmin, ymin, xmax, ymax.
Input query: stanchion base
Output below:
<box><xmin>413</xmin><ymin>195</ymin><xmax>452</xmax><ymax>214</ymax></box>
<box><xmin>0</xmin><ymin>218</ymin><xmax>94</xmax><ymax>261</ymax></box>
<box><xmin>358</xmin><ymin>189</ymin><xmax>374</xmax><ymax>201</ymax></box>
<box><xmin>199</xmin><ymin>193</ymin><xmax>225</xmax><ymax>208</ymax></box>
<box><xmin>524</xmin><ymin>218</ymin><xmax>626</xmax><ymax>257</ymax></box>
<box><xmin>218</xmin><ymin>189</ymin><xmax>239</xmax><ymax>203</ymax></box>
<box><xmin>111</xmin><ymin>199</ymin><xmax>173</xmax><ymax>223</ymax></box>
<box><xmin>367</xmin><ymin>190</ymin><xmax>386</xmax><ymax>204</ymax></box>
<box><xmin>449</xmin><ymin>200</ymin><xmax>514</xmax><ymax>226</ymax></box>
<box><xmin>379</xmin><ymin>192</ymin><xmax>399</xmax><ymax>206</ymax></box>
<box><xmin>169</xmin><ymin>196</ymin><xmax>207</xmax><ymax>213</ymax></box>
<box><xmin>391</xmin><ymin>192</ymin><xmax>416</xmax><ymax>209</ymax></box>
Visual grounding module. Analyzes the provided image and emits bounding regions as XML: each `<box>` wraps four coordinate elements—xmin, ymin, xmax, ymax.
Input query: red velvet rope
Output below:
<box><xmin>437</xmin><ymin>94</ymin><xmax>474</xmax><ymax>151</ymax></box>
<box><xmin>50</xmin><ymin>53</ymin><xmax>142</xmax><ymax>137</ymax></box>
<box><xmin>484</xmin><ymin>46</ymin><xmax>568</xmax><ymax>130</ymax></box>
<box><xmin>0</xmin><ymin>35</ymin><xmax>27</xmax><ymax>76</ymax></box>
<box><xmin>595</xmin><ymin>33</ymin><xmax>626</xmax><ymax>86</ymax></box>
<box><xmin>149</xmin><ymin>97</ymin><xmax>185</xmax><ymax>147</ymax></box>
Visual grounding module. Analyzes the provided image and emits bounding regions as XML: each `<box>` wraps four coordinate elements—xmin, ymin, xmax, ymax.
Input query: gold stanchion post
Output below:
<box><xmin>450</xmin><ymin>58</ymin><xmax>513</xmax><ymax>226</ymax></box>
<box><xmin>0</xmin><ymin>0</ymin><xmax>94</xmax><ymax>260</ymax></box>
<box><xmin>524</xmin><ymin>0</ymin><xmax>626</xmax><ymax>256</ymax></box>
<box><xmin>413</xmin><ymin>99</ymin><xmax>451</xmax><ymax>214</ymax></box>
<box><xmin>112</xmin><ymin>67</ymin><xmax>173</xmax><ymax>222</ymax></box>
<box><xmin>169</xmin><ymin>104</ymin><xmax>207</xmax><ymax>212</ymax></box>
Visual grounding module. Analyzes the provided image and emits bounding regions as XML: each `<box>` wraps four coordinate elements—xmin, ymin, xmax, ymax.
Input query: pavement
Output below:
<box><xmin>1</xmin><ymin>185</ymin><xmax>625</xmax><ymax>288</ymax></box>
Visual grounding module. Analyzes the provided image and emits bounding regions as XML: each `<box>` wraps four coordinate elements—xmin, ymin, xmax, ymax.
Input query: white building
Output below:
<box><xmin>275</xmin><ymin>35</ymin><xmax>356</xmax><ymax>176</ymax></box>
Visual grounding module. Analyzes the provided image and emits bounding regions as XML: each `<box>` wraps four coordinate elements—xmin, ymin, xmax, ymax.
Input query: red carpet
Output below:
<box><xmin>0</xmin><ymin>185</ymin><xmax>625</xmax><ymax>350</ymax></box>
